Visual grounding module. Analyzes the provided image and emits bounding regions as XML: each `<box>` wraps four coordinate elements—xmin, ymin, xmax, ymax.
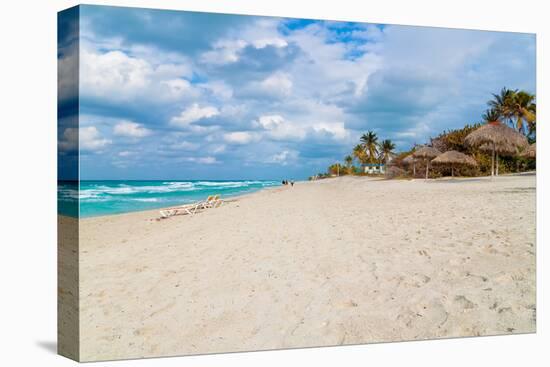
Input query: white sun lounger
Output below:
<box><xmin>159</xmin><ymin>201</ymin><xmax>203</xmax><ymax>218</ymax></box>
<box><xmin>159</xmin><ymin>195</ymin><xmax>224</xmax><ymax>218</ymax></box>
<box><xmin>204</xmin><ymin>194</ymin><xmax>224</xmax><ymax>208</ymax></box>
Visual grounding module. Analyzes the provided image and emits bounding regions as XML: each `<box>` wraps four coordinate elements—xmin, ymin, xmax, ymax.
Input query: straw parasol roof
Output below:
<box><xmin>402</xmin><ymin>154</ymin><xmax>416</xmax><ymax>165</ymax></box>
<box><xmin>413</xmin><ymin>146</ymin><xmax>442</xmax><ymax>159</ymax></box>
<box><xmin>413</xmin><ymin>146</ymin><xmax>441</xmax><ymax>179</ymax></box>
<box><xmin>479</xmin><ymin>142</ymin><xmax>518</xmax><ymax>157</ymax></box>
<box><xmin>402</xmin><ymin>154</ymin><xmax>418</xmax><ymax>176</ymax></box>
<box><xmin>465</xmin><ymin>122</ymin><xmax>528</xmax><ymax>149</ymax></box>
<box><xmin>431</xmin><ymin>150</ymin><xmax>478</xmax><ymax>167</ymax></box>
<box><xmin>521</xmin><ymin>143</ymin><xmax>536</xmax><ymax>158</ymax></box>
<box><xmin>431</xmin><ymin>150</ymin><xmax>477</xmax><ymax>178</ymax></box>
<box><xmin>465</xmin><ymin>121</ymin><xmax>528</xmax><ymax>177</ymax></box>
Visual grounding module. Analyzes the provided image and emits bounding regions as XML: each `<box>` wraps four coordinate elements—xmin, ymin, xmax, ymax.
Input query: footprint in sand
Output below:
<box><xmin>454</xmin><ymin>295</ymin><xmax>476</xmax><ymax>310</ymax></box>
<box><xmin>410</xmin><ymin>273</ymin><xmax>431</xmax><ymax>287</ymax></box>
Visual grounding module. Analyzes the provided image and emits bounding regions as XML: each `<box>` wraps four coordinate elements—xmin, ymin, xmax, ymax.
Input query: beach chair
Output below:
<box><xmin>199</xmin><ymin>194</ymin><xmax>223</xmax><ymax>209</ymax></box>
<box><xmin>204</xmin><ymin>194</ymin><xmax>219</xmax><ymax>208</ymax></box>
<box><xmin>211</xmin><ymin>194</ymin><xmax>224</xmax><ymax>208</ymax></box>
<box><xmin>159</xmin><ymin>201</ymin><xmax>203</xmax><ymax>218</ymax></box>
<box><xmin>199</xmin><ymin>195</ymin><xmax>216</xmax><ymax>209</ymax></box>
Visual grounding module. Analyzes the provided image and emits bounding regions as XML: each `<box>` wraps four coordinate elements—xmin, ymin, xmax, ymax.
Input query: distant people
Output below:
<box><xmin>290</xmin><ymin>181</ymin><xmax>294</xmax><ymax>187</ymax></box>
<box><xmin>281</xmin><ymin>180</ymin><xmax>286</xmax><ymax>185</ymax></box>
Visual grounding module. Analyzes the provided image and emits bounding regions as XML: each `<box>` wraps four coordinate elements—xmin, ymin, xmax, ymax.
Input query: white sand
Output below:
<box><xmin>77</xmin><ymin>174</ymin><xmax>536</xmax><ymax>361</ymax></box>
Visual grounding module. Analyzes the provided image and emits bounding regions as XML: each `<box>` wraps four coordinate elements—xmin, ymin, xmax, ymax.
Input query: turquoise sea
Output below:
<box><xmin>58</xmin><ymin>180</ymin><xmax>281</xmax><ymax>218</ymax></box>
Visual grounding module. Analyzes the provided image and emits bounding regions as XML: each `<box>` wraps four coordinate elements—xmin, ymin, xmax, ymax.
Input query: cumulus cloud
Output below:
<box><xmin>113</xmin><ymin>121</ymin><xmax>152</xmax><ymax>138</ymax></box>
<box><xmin>169</xmin><ymin>141</ymin><xmax>200</xmax><ymax>151</ymax></box>
<box><xmin>80</xmin><ymin>127</ymin><xmax>112</xmax><ymax>151</ymax></box>
<box><xmin>80</xmin><ymin>47</ymin><xmax>196</xmax><ymax>104</ymax></box>
<box><xmin>311</xmin><ymin>122</ymin><xmax>349</xmax><ymax>140</ymax></box>
<box><xmin>258</xmin><ymin>72</ymin><xmax>293</xmax><ymax>98</ymax></box>
<box><xmin>200</xmin><ymin>18</ymin><xmax>288</xmax><ymax>65</ymax></box>
<box><xmin>74</xmin><ymin>7</ymin><xmax>535</xmax><ymax>179</ymax></box>
<box><xmin>267</xmin><ymin>150</ymin><xmax>299</xmax><ymax>165</ymax></box>
<box><xmin>58</xmin><ymin>127</ymin><xmax>112</xmax><ymax>152</ymax></box>
<box><xmin>223</xmin><ymin>131</ymin><xmax>257</xmax><ymax>144</ymax></box>
<box><xmin>184</xmin><ymin>156</ymin><xmax>220</xmax><ymax>164</ymax></box>
<box><xmin>171</xmin><ymin>104</ymin><xmax>220</xmax><ymax>127</ymax></box>
<box><xmin>254</xmin><ymin>114</ymin><xmax>306</xmax><ymax>141</ymax></box>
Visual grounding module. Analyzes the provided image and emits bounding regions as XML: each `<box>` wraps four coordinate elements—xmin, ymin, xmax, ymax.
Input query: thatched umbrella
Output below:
<box><xmin>413</xmin><ymin>146</ymin><xmax>442</xmax><ymax>179</ymax></box>
<box><xmin>521</xmin><ymin>143</ymin><xmax>536</xmax><ymax>159</ymax></box>
<box><xmin>431</xmin><ymin>150</ymin><xmax>478</xmax><ymax>177</ymax></box>
<box><xmin>402</xmin><ymin>154</ymin><xmax>417</xmax><ymax>176</ymax></box>
<box><xmin>465</xmin><ymin>122</ymin><xmax>528</xmax><ymax>177</ymax></box>
<box><xmin>478</xmin><ymin>142</ymin><xmax>518</xmax><ymax>176</ymax></box>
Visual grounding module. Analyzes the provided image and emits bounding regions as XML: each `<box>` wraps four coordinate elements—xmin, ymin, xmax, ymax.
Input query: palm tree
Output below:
<box><xmin>488</xmin><ymin>87</ymin><xmax>515</xmax><ymax>126</ymax></box>
<box><xmin>488</xmin><ymin>88</ymin><xmax>536</xmax><ymax>135</ymax></box>
<box><xmin>510</xmin><ymin>91</ymin><xmax>536</xmax><ymax>135</ymax></box>
<box><xmin>328</xmin><ymin>163</ymin><xmax>343</xmax><ymax>176</ymax></box>
<box><xmin>353</xmin><ymin>144</ymin><xmax>366</xmax><ymax>164</ymax></box>
<box><xmin>360</xmin><ymin>131</ymin><xmax>379</xmax><ymax>163</ymax></box>
<box><xmin>482</xmin><ymin>108</ymin><xmax>501</xmax><ymax>124</ymax></box>
<box><xmin>344</xmin><ymin>155</ymin><xmax>353</xmax><ymax>174</ymax></box>
<box><xmin>379</xmin><ymin>139</ymin><xmax>396</xmax><ymax>165</ymax></box>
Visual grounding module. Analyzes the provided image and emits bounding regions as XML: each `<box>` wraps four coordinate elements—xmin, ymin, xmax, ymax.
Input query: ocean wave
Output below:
<box><xmin>77</xmin><ymin>180</ymin><xmax>281</xmax><ymax>217</ymax></box>
<box><xmin>76</xmin><ymin>180</ymin><xmax>281</xmax><ymax>206</ymax></box>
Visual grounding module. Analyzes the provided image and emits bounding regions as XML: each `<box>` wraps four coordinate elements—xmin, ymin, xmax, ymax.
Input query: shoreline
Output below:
<box><xmin>76</xmin><ymin>182</ymin><xmax>288</xmax><ymax>220</ymax></box>
<box><xmin>74</xmin><ymin>171</ymin><xmax>536</xmax><ymax>220</ymax></box>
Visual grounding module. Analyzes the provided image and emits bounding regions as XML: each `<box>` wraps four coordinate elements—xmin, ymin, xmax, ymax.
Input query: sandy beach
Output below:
<box><xmin>76</xmin><ymin>174</ymin><xmax>536</xmax><ymax>361</ymax></box>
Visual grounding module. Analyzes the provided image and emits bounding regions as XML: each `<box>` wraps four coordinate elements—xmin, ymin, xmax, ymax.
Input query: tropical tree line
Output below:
<box><xmin>312</xmin><ymin>87</ymin><xmax>535</xmax><ymax>180</ymax></box>
<box><xmin>320</xmin><ymin>131</ymin><xmax>396</xmax><ymax>177</ymax></box>
<box><xmin>487</xmin><ymin>87</ymin><xmax>536</xmax><ymax>138</ymax></box>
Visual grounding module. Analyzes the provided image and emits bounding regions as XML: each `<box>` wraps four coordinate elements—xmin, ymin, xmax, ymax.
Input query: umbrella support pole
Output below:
<box><xmin>425</xmin><ymin>160</ymin><xmax>429</xmax><ymax>180</ymax></box>
<box><xmin>496</xmin><ymin>153</ymin><xmax>499</xmax><ymax>176</ymax></box>
<box><xmin>491</xmin><ymin>147</ymin><xmax>495</xmax><ymax>179</ymax></box>
<box><xmin>451</xmin><ymin>166</ymin><xmax>454</xmax><ymax>177</ymax></box>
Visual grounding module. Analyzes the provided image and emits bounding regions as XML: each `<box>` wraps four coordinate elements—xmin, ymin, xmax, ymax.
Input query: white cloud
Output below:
<box><xmin>258</xmin><ymin>72</ymin><xmax>293</xmax><ymax>97</ymax></box>
<box><xmin>200</xmin><ymin>19</ymin><xmax>288</xmax><ymax>65</ymax></box>
<box><xmin>254</xmin><ymin>114</ymin><xmax>306</xmax><ymax>141</ymax></box>
<box><xmin>209</xmin><ymin>144</ymin><xmax>226</xmax><ymax>154</ymax></box>
<box><xmin>200</xmin><ymin>39</ymin><xmax>247</xmax><ymax>64</ymax></box>
<box><xmin>160</xmin><ymin>78</ymin><xmax>194</xmax><ymax>100</ymax></box>
<box><xmin>253</xmin><ymin>115</ymin><xmax>281</xmax><ymax>129</ymax></box>
<box><xmin>312</xmin><ymin>122</ymin><xmax>349</xmax><ymax>140</ymax></box>
<box><xmin>171</xmin><ymin>103</ymin><xmax>220</xmax><ymax>127</ymax></box>
<box><xmin>183</xmin><ymin>156</ymin><xmax>220</xmax><ymax>164</ymax></box>
<box><xmin>351</xmin><ymin>25</ymin><xmax>384</xmax><ymax>42</ymax></box>
<box><xmin>223</xmin><ymin>131</ymin><xmax>256</xmax><ymax>144</ymax></box>
<box><xmin>169</xmin><ymin>141</ymin><xmax>200</xmax><ymax>151</ymax></box>
<box><xmin>267</xmin><ymin>150</ymin><xmax>299</xmax><ymax>166</ymax></box>
<box><xmin>113</xmin><ymin>121</ymin><xmax>151</xmax><ymax>138</ymax></box>
<box><xmin>252</xmin><ymin>38</ymin><xmax>288</xmax><ymax>49</ymax></box>
<box><xmin>200</xmin><ymin>81</ymin><xmax>234</xmax><ymax>100</ymax></box>
<box><xmin>197</xmin><ymin>156</ymin><xmax>219</xmax><ymax>164</ymax></box>
<box><xmin>76</xmin><ymin>13</ymin><xmax>535</xmax><ymax>174</ymax></box>
<box><xmin>80</xmin><ymin>127</ymin><xmax>111</xmax><ymax>151</ymax></box>
<box><xmin>59</xmin><ymin>127</ymin><xmax>111</xmax><ymax>152</ymax></box>
<box><xmin>80</xmin><ymin>47</ymin><xmax>196</xmax><ymax>103</ymax></box>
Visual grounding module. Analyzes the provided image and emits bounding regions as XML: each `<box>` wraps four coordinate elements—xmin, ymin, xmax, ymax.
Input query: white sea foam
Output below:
<box><xmin>76</xmin><ymin>180</ymin><xmax>280</xmax><ymax>206</ymax></box>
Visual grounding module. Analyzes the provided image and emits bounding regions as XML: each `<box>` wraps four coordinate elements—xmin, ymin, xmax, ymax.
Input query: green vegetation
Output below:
<box><xmin>314</xmin><ymin>87</ymin><xmax>536</xmax><ymax>180</ymax></box>
<box><xmin>489</xmin><ymin>88</ymin><xmax>536</xmax><ymax>136</ymax></box>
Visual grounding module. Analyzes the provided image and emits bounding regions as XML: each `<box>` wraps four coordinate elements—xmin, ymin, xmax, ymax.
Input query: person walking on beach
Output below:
<box><xmin>290</xmin><ymin>181</ymin><xmax>294</xmax><ymax>187</ymax></box>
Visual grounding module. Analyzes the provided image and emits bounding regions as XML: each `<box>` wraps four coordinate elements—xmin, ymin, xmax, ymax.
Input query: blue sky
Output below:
<box><xmin>58</xmin><ymin>5</ymin><xmax>535</xmax><ymax>180</ymax></box>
